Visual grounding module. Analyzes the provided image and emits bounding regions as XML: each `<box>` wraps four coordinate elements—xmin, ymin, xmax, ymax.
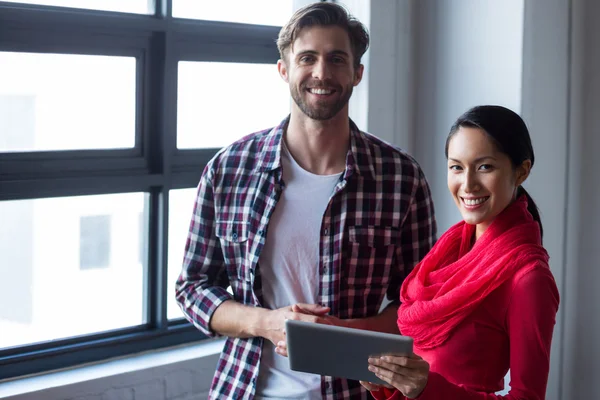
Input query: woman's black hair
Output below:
<box><xmin>445</xmin><ymin>105</ymin><xmax>543</xmax><ymax>238</ymax></box>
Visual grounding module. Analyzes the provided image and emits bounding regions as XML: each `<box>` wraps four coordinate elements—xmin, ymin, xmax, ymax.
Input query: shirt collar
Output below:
<box><xmin>257</xmin><ymin>115</ymin><xmax>376</xmax><ymax>181</ymax></box>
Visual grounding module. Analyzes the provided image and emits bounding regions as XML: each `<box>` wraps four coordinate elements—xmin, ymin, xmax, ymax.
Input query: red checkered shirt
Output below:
<box><xmin>176</xmin><ymin>117</ymin><xmax>436</xmax><ymax>399</ymax></box>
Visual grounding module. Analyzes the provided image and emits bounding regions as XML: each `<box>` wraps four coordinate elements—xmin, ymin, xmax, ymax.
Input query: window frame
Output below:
<box><xmin>0</xmin><ymin>0</ymin><xmax>281</xmax><ymax>381</ymax></box>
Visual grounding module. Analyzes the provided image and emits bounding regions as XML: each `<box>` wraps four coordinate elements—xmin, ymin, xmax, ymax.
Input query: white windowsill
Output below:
<box><xmin>0</xmin><ymin>338</ymin><xmax>225</xmax><ymax>398</ymax></box>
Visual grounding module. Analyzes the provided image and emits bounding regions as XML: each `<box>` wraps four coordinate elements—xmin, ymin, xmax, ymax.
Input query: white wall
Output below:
<box><xmin>520</xmin><ymin>2</ymin><xmax>570</xmax><ymax>398</ymax></box>
<box><xmin>412</xmin><ymin>0</ymin><xmax>524</xmax><ymax>233</ymax></box>
<box><xmin>562</xmin><ymin>0</ymin><xmax>600</xmax><ymax>398</ymax></box>
<box><xmin>365</xmin><ymin>0</ymin><xmax>416</xmax><ymax>154</ymax></box>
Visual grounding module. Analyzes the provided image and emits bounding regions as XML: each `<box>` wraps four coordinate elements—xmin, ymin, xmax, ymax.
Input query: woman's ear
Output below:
<box><xmin>516</xmin><ymin>159</ymin><xmax>532</xmax><ymax>186</ymax></box>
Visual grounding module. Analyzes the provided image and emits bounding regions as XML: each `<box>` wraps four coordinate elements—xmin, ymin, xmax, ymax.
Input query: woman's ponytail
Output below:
<box><xmin>517</xmin><ymin>186</ymin><xmax>543</xmax><ymax>240</ymax></box>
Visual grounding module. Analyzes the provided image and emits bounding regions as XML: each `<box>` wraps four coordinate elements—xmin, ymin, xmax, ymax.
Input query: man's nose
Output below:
<box><xmin>312</xmin><ymin>59</ymin><xmax>332</xmax><ymax>81</ymax></box>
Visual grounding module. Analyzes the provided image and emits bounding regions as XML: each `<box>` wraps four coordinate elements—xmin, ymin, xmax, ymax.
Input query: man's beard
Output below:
<box><xmin>290</xmin><ymin>81</ymin><xmax>353</xmax><ymax>121</ymax></box>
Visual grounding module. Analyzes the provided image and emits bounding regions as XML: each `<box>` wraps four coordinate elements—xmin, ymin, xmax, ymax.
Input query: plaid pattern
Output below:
<box><xmin>175</xmin><ymin>116</ymin><xmax>436</xmax><ymax>400</ymax></box>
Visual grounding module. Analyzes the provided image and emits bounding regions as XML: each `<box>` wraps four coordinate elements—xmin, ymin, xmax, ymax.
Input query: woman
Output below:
<box><xmin>362</xmin><ymin>105</ymin><xmax>560</xmax><ymax>399</ymax></box>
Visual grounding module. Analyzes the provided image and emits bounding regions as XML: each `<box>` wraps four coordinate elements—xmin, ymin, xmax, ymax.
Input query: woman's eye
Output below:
<box><xmin>449</xmin><ymin>165</ymin><xmax>462</xmax><ymax>171</ymax></box>
<box><xmin>479</xmin><ymin>164</ymin><xmax>493</xmax><ymax>171</ymax></box>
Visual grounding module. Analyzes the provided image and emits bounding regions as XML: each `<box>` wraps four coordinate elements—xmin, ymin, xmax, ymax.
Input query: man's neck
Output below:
<box><xmin>284</xmin><ymin>109</ymin><xmax>351</xmax><ymax>176</ymax></box>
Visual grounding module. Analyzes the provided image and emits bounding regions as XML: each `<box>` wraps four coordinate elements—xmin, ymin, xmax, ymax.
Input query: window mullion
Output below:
<box><xmin>144</xmin><ymin>26</ymin><xmax>176</xmax><ymax>329</ymax></box>
<box><xmin>153</xmin><ymin>0</ymin><xmax>171</xmax><ymax>19</ymax></box>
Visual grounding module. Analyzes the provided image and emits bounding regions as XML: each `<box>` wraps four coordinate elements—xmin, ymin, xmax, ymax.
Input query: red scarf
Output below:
<box><xmin>397</xmin><ymin>196</ymin><xmax>548</xmax><ymax>349</ymax></box>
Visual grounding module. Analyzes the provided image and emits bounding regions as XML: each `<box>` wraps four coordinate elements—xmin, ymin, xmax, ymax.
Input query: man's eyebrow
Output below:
<box><xmin>295</xmin><ymin>50</ymin><xmax>350</xmax><ymax>57</ymax></box>
<box><xmin>295</xmin><ymin>50</ymin><xmax>318</xmax><ymax>57</ymax></box>
<box><xmin>329</xmin><ymin>50</ymin><xmax>350</xmax><ymax>57</ymax></box>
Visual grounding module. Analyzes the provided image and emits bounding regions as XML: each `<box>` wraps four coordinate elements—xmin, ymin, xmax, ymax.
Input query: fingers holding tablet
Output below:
<box><xmin>359</xmin><ymin>380</ymin><xmax>393</xmax><ymax>391</ymax></box>
<box><xmin>367</xmin><ymin>353</ymin><xmax>429</xmax><ymax>398</ymax></box>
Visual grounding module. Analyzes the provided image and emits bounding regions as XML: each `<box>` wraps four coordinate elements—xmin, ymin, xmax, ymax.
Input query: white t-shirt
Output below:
<box><xmin>255</xmin><ymin>144</ymin><xmax>342</xmax><ymax>400</ymax></box>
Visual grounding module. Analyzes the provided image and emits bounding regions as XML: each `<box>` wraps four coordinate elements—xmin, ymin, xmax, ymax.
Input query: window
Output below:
<box><xmin>0</xmin><ymin>94</ymin><xmax>35</xmax><ymax>151</ymax></box>
<box><xmin>177</xmin><ymin>62</ymin><xmax>290</xmax><ymax>149</ymax></box>
<box><xmin>173</xmin><ymin>0</ymin><xmax>293</xmax><ymax>26</ymax></box>
<box><xmin>0</xmin><ymin>0</ymin><xmax>292</xmax><ymax>380</ymax></box>
<box><xmin>0</xmin><ymin>52</ymin><xmax>136</xmax><ymax>152</ymax></box>
<box><xmin>79</xmin><ymin>215</ymin><xmax>112</xmax><ymax>270</ymax></box>
<box><xmin>167</xmin><ymin>188</ymin><xmax>197</xmax><ymax>320</ymax></box>
<box><xmin>0</xmin><ymin>199</ymin><xmax>34</xmax><ymax>326</ymax></box>
<box><xmin>2</xmin><ymin>0</ymin><xmax>151</xmax><ymax>14</ymax></box>
<box><xmin>0</xmin><ymin>194</ymin><xmax>147</xmax><ymax>349</ymax></box>
<box><xmin>138</xmin><ymin>211</ymin><xmax>146</xmax><ymax>265</ymax></box>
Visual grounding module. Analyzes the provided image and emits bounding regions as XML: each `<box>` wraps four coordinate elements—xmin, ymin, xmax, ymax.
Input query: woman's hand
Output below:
<box><xmin>367</xmin><ymin>353</ymin><xmax>430</xmax><ymax>399</ymax></box>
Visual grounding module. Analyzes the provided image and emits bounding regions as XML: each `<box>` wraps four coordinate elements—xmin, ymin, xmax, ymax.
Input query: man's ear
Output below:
<box><xmin>277</xmin><ymin>59</ymin><xmax>289</xmax><ymax>83</ymax></box>
<box><xmin>516</xmin><ymin>159</ymin><xmax>532</xmax><ymax>186</ymax></box>
<box><xmin>353</xmin><ymin>64</ymin><xmax>364</xmax><ymax>86</ymax></box>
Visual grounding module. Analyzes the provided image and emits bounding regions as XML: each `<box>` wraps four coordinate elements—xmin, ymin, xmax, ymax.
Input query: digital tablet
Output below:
<box><xmin>285</xmin><ymin>319</ymin><xmax>413</xmax><ymax>385</ymax></box>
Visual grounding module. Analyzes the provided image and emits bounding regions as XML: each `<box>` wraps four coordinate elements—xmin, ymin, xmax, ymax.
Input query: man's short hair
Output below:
<box><xmin>277</xmin><ymin>2</ymin><xmax>369</xmax><ymax>68</ymax></box>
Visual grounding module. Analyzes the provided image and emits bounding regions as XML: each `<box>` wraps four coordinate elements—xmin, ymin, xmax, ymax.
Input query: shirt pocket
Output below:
<box><xmin>216</xmin><ymin>220</ymin><xmax>249</xmax><ymax>243</ymax></box>
<box><xmin>215</xmin><ymin>220</ymin><xmax>251</xmax><ymax>288</ymax></box>
<box><xmin>348</xmin><ymin>226</ymin><xmax>400</xmax><ymax>247</ymax></box>
<box><xmin>345</xmin><ymin>225</ymin><xmax>400</xmax><ymax>288</ymax></box>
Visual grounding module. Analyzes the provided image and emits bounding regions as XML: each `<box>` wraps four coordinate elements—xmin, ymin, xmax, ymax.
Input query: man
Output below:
<box><xmin>175</xmin><ymin>3</ymin><xmax>436</xmax><ymax>399</ymax></box>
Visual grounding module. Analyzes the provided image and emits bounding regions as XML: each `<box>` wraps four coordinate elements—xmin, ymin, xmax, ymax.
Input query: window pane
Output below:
<box><xmin>177</xmin><ymin>62</ymin><xmax>290</xmax><ymax>149</ymax></box>
<box><xmin>0</xmin><ymin>52</ymin><xmax>136</xmax><ymax>152</ymax></box>
<box><xmin>2</xmin><ymin>0</ymin><xmax>151</xmax><ymax>14</ymax></box>
<box><xmin>79</xmin><ymin>215</ymin><xmax>112</xmax><ymax>269</ymax></box>
<box><xmin>0</xmin><ymin>193</ymin><xmax>147</xmax><ymax>350</ymax></box>
<box><xmin>173</xmin><ymin>0</ymin><xmax>293</xmax><ymax>26</ymax></box>
<box><xmin>168</xmin><ymin>188</ymin><xmax>198</xmax><ymax>320</ymax></box>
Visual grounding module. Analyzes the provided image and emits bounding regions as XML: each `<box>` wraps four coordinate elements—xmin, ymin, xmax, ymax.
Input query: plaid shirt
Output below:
<box><xmin>176</xmin><ymin>117</ymin><xmax>436</xmax><ymax>400</ymax></box>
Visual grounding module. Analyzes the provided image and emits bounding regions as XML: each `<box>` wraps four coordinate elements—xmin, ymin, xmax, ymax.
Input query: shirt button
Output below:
<box><xmin>324</xmin><ymin>228</ymin><xmax>329</xmax><ymax>235</ymax></box>
<box><xmin>232</xmin><ymin>232</ymin><xmax>238</xmax><ymax>240</ymax></box>
<box><xmin>322</xmin><ymin>266</ymin><xmax>328</xmax><ymax>274</ymax></box>
<box><xmin>258</xmin><ymin>229</ymin><xmax>264</xmax><ymax>235</ymax></box>
<box><xmin>325</xmin><ymin>381</ymin><xmax>331</xmax><ymax>389</ymax></box>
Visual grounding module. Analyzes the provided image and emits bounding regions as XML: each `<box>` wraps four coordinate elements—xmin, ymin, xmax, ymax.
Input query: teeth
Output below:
<box><xmin>463</xmin><ymin>197</ymin><xmax>488</xmax><ymax>206</ymax></box>
<box><xmin>309</xmin><ymin>88</ymin><xmax>333</xmax><ymax>95</ymax></box>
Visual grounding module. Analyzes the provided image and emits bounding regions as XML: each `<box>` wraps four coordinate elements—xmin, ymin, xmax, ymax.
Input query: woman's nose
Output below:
<box><xmin>463</xmin><ymin>171</ymin><xmax>480</xmax><ymax>193</ymax></box>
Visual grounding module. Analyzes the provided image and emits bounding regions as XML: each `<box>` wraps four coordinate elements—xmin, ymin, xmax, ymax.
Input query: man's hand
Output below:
<box><xmin>212</xmin><ymin>300</ymin><xmax>398</xmax><ymax>360</ymax></box>
<box><xmin>211</xmin><ymin>301</ymin><xmax>331</xmax><ymax>344</ymax></box>
<box><xmin>254</xmin><ymin>303</ymin><xmax>335</xmax><ymax>357</ymax></box>
<box><xmin>271</xmin><ymin>303</ymin><xmax>346</xmax><ymax>357</ymax></box>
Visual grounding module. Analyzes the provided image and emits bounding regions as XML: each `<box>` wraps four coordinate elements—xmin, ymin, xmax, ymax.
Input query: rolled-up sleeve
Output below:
<box><xmin>175</xmin><ymin>163</ymin><xmax>233</xmax><ymax>337</ymax></box>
